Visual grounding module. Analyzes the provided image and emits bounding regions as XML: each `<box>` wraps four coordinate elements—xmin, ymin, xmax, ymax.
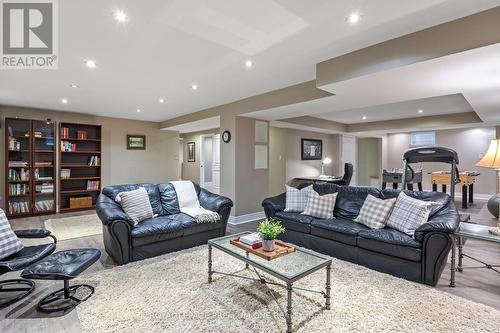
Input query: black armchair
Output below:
<box><xmin>0</xmin><ymin>229</ymin><xmax>57</xmax><ymax>308</ymax></box>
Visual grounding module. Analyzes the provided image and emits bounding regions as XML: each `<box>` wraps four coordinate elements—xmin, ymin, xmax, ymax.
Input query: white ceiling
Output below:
<box><xmin>163</xmin><ymin>116</ymin><xmax>220</xmax><ymax>133</ymax></box>
<box><xmin>1</xmin><ymin>0</ymin><xmax>499</xmax><ymax>122</ymax></box>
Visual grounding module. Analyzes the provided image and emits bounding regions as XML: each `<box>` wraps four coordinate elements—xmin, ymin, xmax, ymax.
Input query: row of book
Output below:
<box><xmin>35</xmin><ymin>183</ymin><xmax>54</xmax><ymax>194</ymax></box>
<box><xmin>8</xmin><ymin>168</ymin><xmax>29</xmax><ymax>181</ymax></box>
<box><xmin>87</xmin><ymin>180</ymin><xmax>100</xmax><ymax>190</ymax></box>
<box><xmin>34</xmin><ymin>200</ymin><xmax>54</xmax><ymax>212</ymax></box>
<box><xmin>61</xmin><ymin>128</ymin><xmax>88</xmax><ymax>139</ymax></box>
<box><xmin>35</xmin><ymin>161</ymin><xmax>53</xmax><ymax>167</ymax></box>
<box><xmin>9</xmin><ymin>201</ymin><xmax>30</xmax><ymax>214</ymax></box>
<box><xmin>8</xmin><ymin>137</ymin><xmax>23</xmax><ymax>151</ymax></box>
<box><xmin>9</xmin><ymin>161</ymin><xmax>28</xmax><ymax>167</ymax></box>
<box><xmin>89</xmin><ymin>155</ymin><xmax>100</xmax><ymax>166</ymax></box>
<box><xmin>9</xmin><ymin>184</ymin><xmax>29</xmax><ymax>196</ymax></box>
<box><xmin>61</xmin><ymin>141</ymin><xmax>78</xmax><ymax>152</ymax></box>
<box><xmin>61</xmin><ymin>169</ymin><xmax>71</xmax><ymax>179</ymax></box>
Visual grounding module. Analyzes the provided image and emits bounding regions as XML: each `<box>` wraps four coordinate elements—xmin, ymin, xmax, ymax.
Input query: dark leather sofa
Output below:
<box><xmin>96</xmin><ymin>182</ymin><xmax>233</xmax><ymax>265</ymax></box>
<box><xmin>262</xmin><ymin>184</ymin><xmax>459</xmax><ymax>286</ymax></box>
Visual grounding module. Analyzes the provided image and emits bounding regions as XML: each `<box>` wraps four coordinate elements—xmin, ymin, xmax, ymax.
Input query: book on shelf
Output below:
<box><xmin>34</xmin><ymin>131</ymin><xmax>42</xmax><ymax>138</ymax></box>
<box><xmin>9</xmin><ymin>201</ymin><xmax>30</xmax><ymax>214</ymax></box>
<box><xmin>8</xmin><ymin>137</ymin><xmax>22</xmax><ymax>150</ymax></box>
<box><xmin>86</xmin><ymin>180</ymin><xmax>100</xmax><ymax>191</ymax></box>
<box><xmin>35</xmin><ymin>183</ymin><xmax>54</xmax><ymax>193</ymax></box>
<box><xmin>61</xmin><ymin>127</ymin><xmax>69</xmax><ymax>139</ymax></box>
<box><xmin>77</xmin><ymin>130</ymin><xmax>88</xmax><ymax>139</ymax></box>
<box><xmin>8</xmin><ymin>168</ymin><xmax>29</xmax><ymax>181</ymax></box>
<box><xmin>35</xmin><ymin>199</ymin><xmax>54</xmax><ymax>212</ymax></box>
<box><xmin>35</xmin><ymin>161</ymin><xmax>52</xmax><ymax>167</ymax></box>
<box><xmin>61</xmin><ymin>140</ymin><xmax>77</xmax><ymax>152</ymax></box>
<box><xmin>88</xmin><ymin>155</ymin><xmax>100</xmax><ymax>166</ymax></box>
<box><xmin>61</xmin><ymin>169</ymin><xmax>71</xmax><ymax>179</ymax></box>
<box><xmin>8</xmin><ymin>161</ymin><xmax>28</xmax><ymax>167</ymax></box>
<box><xmin>9</xmin><ymin>183</ymin><xmax>29</xmax><ymax>195</ymax></box>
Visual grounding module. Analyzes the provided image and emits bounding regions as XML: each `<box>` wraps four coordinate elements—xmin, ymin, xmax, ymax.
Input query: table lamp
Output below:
<box><xmin>320</xmin><ymin>157</ymin><xmax>332</xmax><ymax>177</ymax></box>
<box><xmin>476</xmin><ymin>139</ymin><xmax>500</xmax><ymax>235</ymax></box>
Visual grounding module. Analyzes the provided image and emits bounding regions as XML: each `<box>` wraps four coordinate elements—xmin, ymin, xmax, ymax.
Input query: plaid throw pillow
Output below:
<box><xmin>284</xmin><ymin>184</ymin><xmax>312</xmax><ymax>212</ymax></box>
<box><xmin>301</xmin><ymin>190</ymin><xmax>337</xmax><ymax>219</ymax></box>
<box><xmin>354</xmin><ymin>194</ymin><xmax>396</xmax><ymax>229</ymax></box>
<box><xmin>386</xmin><ymin>192</ymin><xmax>437</xmax><ymax>236</ymax></box>
<box><xmin>0</xmin><ymin>209</ymin><xmax>23</xmax><ymax>260</ymax></box>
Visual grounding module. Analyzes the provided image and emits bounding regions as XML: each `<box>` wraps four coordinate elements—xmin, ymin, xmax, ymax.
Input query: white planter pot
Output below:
<box><xmin>262</xmin><ymin>239</ymin><xmax>275</xmax><ymax>252</ymax></box>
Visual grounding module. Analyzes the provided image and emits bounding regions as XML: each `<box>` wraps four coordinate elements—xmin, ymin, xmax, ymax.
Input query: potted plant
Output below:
<box><xmin>257</xmin><ymin>218</ymin><xmax>285</xmax><ymax>252</ymax></box>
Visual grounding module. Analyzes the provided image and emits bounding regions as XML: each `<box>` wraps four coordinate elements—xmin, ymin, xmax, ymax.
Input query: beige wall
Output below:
<box><xmin>285</xmin><ymin>129</ymin><xmax>341</xmax><ymax>182</ymax></box>
<box><xmin>268</xmin><ymin>127</ymin><xmax>287</xmax><ymax>196</ymax></box>
<box><xmin>357</xmin><ymin>137</ymin><xmax>381</xmax><ymax>186</ymax></box>
<box><xmin>385</xmin><ymin>127</ymin><xmax>497</xmax><ymax>195</ymax></box>
<box><xmin>1</xmin><ymin>105</ymin><xmax>180</xmax><ymax>209</ymax></box>
<box><xmin>180</xmin><ymin>129</ymin><xmax>219</xmax><ymax>184</ymax></box>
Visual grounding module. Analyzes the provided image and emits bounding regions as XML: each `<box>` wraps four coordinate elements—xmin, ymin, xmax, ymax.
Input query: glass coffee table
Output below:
<box><xmin>208</xmin><ymin>232</ymin><xmax>332</xmax><ymax>333</ymax></box>
<box><xmin>450</xmin><ymin>222</ymin><xmax>500</xmax><ymax>287</ymax></box>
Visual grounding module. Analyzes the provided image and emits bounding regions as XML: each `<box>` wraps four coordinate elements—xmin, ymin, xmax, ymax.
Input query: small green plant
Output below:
<box><xmin>257</xmin><ymin>218</ymin><xmax>285</xmax><ymax>240</ymax></box>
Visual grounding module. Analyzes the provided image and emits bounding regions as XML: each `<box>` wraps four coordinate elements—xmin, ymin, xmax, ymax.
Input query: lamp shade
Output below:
<box><xmin>322</xmin><ymin>157</ymin><xmax>332</xmax><ymax>164</ymax></box>
<box><xmin>476</xmin><ymin>139</ymin><xmax>500</xmax><ymax>169</ymax></box>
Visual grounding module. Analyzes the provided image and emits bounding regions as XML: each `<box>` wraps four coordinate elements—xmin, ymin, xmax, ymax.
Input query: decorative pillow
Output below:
<box><xmin>354</xmin><ymin>194</ymin><xmax>396</xmax><ymax>229</ymax></box>
<box><xmin>284</xmin><ymin>184</ymin><xmax>312</xmax><ymax>212</ymax></box>
<box><xmin>0</xmin><ymin>209</ymin><xmax>24</xmax><ymax>260</ymax></box>
<box><xmin>301</xmin><ymin>190</ymin><xmax>337</xmax><ymax>219</ymax></box>
<box><xmin>115</xmin><ymin>187</ymin><xmax>154</xmax><ymax>225</ymax></box>
<box><xmin>386</xmin><ymin>192</ymin><xmax>437</xmax><ymax>236</ymax></box>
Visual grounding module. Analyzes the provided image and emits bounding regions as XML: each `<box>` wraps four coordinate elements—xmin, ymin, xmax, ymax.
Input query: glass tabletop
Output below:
<box><xmin>456</xmin><ymin>222</ymin><xmax>500</xmax><ymax>243</ymax></box>
<box><xmin>208</xmin><ymin>232</ymin><xmax>332</xmax><ymax>282</ymax></box>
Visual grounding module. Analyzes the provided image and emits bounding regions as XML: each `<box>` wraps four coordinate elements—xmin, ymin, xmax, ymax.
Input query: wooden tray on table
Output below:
<box><xmin>230</xmin><ymin>237</ymin><xmax>296</xmax><ymax>261</ymax></box>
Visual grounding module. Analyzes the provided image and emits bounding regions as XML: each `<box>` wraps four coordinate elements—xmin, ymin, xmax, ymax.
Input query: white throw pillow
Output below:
<box><xmin>301</xmin><ymin>190</ymin><xmax>337</xmax><ymax>219</ymax></box>
<box><xmin>354</xmin><ymin>194</ymin><xmax>396</xmax><ymax>229</ymax></box>
<box><xmin>115</xmin><ymin>187</ymin><xmax>154</xmax><ymax>225</ymax></box>
<box><xmin>284</xmin><ymin>184</ymin><xmax>312</xmax><ymax>212</ymax></box>
<box><xmin>0</xmin><ymin>209</ymin><xmax>24</xmax><ymax>260</ymax></box>
<box><xmin>386</xmin><ymin>192</ymin><xmax>437</xmax><ymax>236</ymax></box>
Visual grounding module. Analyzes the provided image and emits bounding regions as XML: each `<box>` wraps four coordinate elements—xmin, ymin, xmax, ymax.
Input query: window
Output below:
<box><xmin>410</xmin><ymin>131</ymin><xmax>436</xmax><ymax>147</ymax></box>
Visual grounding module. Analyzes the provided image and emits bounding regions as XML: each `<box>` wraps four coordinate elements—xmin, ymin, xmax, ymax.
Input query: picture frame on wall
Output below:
<box><xmin>127</xmin><ymin>135</ymin><xmax>146</xmax><ymax>150</ymax></box>
<box><xmin>301</xmin><ymin>138</ymin><xmax>322</xmax><ymax>160</ymax></box>
<box><xmin>187</xmin><ymin>142</ymin><xmax>196</xmax><ymax>162</ymax></box>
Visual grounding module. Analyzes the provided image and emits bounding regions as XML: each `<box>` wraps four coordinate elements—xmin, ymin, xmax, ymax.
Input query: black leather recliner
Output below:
<box><xmin>262</xmin><ymin>184</ymin><xmax>459</xmax><ymax>286</ymax></box>
<box><xmin>96</xmin><ymin>182</ymin><xmax>233</xmax><ymax>265</ymax></box>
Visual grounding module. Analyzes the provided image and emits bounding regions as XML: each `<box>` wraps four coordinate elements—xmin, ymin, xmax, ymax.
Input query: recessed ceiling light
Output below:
<box><xmin>61</xmin><ymin>98</ymin><xmax>68</xmax><ymax>104</ymax></box>
<box><xmin>362</xmin><ymin>116</ymin><xmax>367</xmax><ymax>120</ymax></box>
<box><xmin>349</xmin><ymin>12</ymin><xmax>360</xmax><ymax>24</ymax></box>
<box><xmin>70</xmin><ymin>84</ymin><xmax>79</xmax><ymax>88</ymax></box>
<box><xmin>137</xmin><ymin>109</ymin><xmax>141</xmax><ymax>113</ymax></box>
<box><xmin>245</xmin><ymin>60</ymin><xmax>253</xmax><ymax>68</ymax></box>
<box><xmin>114</xmin><ymin>10</ymin><xmax>128</xmax><ymax>23</ymax></box>
<box><xmin>159</xmin><ymin>98</ymin><xmax>165</xmax><ymax>103</ymax></box>
<box><xmin>192</xmin><ymin>84</ymin><xmax>198</xmax><ymax>91</ymax></box>
<box><xmin>85</xmin><ymin>59</ymin><xmax>96</xmax><ymax>69</ymax></box>
<box><xmin>418</xmin><ymin>109</ymin><xmax>424</xmax><ymax>114</ymax></box>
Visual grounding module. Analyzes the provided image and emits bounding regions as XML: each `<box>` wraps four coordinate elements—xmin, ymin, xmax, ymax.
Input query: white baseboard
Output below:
<box><xmin>228</xmin><ymin>211</ymin><xmax>265</xmax><ymax>225</ymax></box>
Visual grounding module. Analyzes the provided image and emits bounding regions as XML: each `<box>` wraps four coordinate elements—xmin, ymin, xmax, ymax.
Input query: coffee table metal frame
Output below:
<box><xmin>208</xmin><ymin>232</ymin><xmax>332</xmax><ymax>333</ymax></box>
<box><xmin>450</xmin><ymin>222</ymin><xmax>500</xmax><ymax>287</ymax></box>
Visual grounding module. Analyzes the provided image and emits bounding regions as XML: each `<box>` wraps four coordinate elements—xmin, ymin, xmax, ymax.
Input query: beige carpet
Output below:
<box><xmin>45</xmin><ymin>214</ymin><xmax>102</xmax><ymax>241</ymax></box>
<box><xmin>77</xmin><ymin>246</ymin><xmax>500</xmax><ymax>333</ymax></box>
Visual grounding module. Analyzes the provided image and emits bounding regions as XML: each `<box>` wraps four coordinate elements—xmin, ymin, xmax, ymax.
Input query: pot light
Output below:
<box><xmin>362</xmin><ymin>116</ymin><xmax>367</xmax><ymax>120</ymax></box>
<box><xmin>61</xmin><ymin>98</ymin><xmax>68</xmax><ymax>104</ymax></box>
<box><xmin>85</xmin><ymin>59</ymin><xmax>96</xmax><ymax>69</ymax></box>
<box><xmin>137</xmin><ymin>109</ymin><xmax>141</xmax><ymax>113</ymax></box>
<box><xmin>192</xmin><ymin>84</ymin><xmax>198</xmax><ymax>91</ymax></box>
<box><xmin>70</xmin><ymin>84</ymin><xmax>79</xmax><ymax>89</ymax></box>
<box><xmin>159</xmin><ymin>98</ymin><xmax>165</xmax><ymax>103</ymax></box>
<box><xmin>349</xmin><ymin>12</ymin><xmax>360</xmax><ymax>24</ymax></box>
<box><xmin>418</xmin><ymin>109</ymin><xmax>424</xmax><ymax>114</ymax></box>
<box><xmin>114</xmin><ymin>10</ymin><xmax>128</xmax><ymax>23</ymax></box>
<box><xmin>245</xmin><ymin>60</ymin><xmax>253</xmax><ymax>68</ymax></box>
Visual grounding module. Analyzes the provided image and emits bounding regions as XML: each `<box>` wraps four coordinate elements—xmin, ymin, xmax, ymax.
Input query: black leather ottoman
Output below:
<box><xmin>21</xmin><ymin>248</ymin><xmax>101</xmax><ymax>313</ymax></box>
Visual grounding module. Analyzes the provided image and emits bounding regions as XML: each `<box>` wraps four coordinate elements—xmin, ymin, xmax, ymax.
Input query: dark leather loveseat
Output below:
<box><xmin>96</xmin><ymin>182</ymin><xmax>233</xmax><ymax>265</ymax></box>
<box><xmin>262</xmin><ymin>184</ymin><xmax>459</xmax><ymax>286</ymax></box>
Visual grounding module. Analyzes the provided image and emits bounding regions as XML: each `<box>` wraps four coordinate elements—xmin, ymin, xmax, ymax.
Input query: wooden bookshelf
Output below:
<box><xmin>59</xmin><ymin>123</ymin><xmax>102</xmax><ymax>212</ymax></box>
<box><xmin>5</xmin><ymin>118</ymin><xmax>56</xmax><ymax>218</ymax></box>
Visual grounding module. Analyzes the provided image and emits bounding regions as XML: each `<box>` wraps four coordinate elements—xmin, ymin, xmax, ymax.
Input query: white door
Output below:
<box><xmin>212</xmin><ymin>134</ymin><xmax>220</xmax><ymax>194</ymax></box>
<box><xmin>342</xmin><ymin>134</ymin><xmax>357</xmax><ymax>186</ymax></box>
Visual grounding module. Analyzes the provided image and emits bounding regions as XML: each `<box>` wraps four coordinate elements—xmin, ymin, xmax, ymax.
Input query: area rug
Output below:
<box><xmin>44</xmin><ymin>214</ymin><xmax>102</xmax><ymax>241</ymax></box>
<box><xmin>76</xmin><ymin>246</ymin><xmax>500</xmax><ymax>333</ymax></box>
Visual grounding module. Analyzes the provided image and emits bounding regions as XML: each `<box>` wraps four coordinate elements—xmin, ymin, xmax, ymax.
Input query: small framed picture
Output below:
<box><xmin>301</xmin><ymin>138</ymin><xmax>322</xmax><ymax>160</ymax></box>
<box><xmin>127</xmin><ymin>135</ymin><xmax>146</xmax><ymax>150</ymax></box>
<box><xmin>187</xmin><ymin>142</ymin><xmax>196</xmax><ymax>162</ymax></box>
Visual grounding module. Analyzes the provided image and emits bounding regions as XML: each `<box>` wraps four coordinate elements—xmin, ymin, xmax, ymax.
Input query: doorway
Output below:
<box><xmin>357</xmin><ymin>137</ymin><xmax>382</xmax><ymax>187</ymax></box>
<box><xmin>200</xmin><ymin>134</ymin><xmax>220</xmax><ymax>194</ymax></box>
